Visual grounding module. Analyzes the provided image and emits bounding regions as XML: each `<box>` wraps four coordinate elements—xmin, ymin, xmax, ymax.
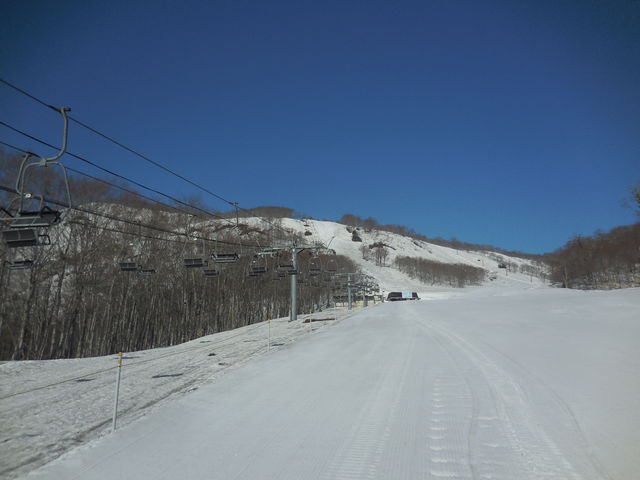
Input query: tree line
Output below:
<box><xmin>338</xmin><ymin>213</ymin><xmax>541</xmax><ymax>261</ymax></box>
<box><xmin>394</xmin><ymin>256</ymin><xmax>486</xmax><ymax>287</ymax></box>
<box><xmin>545</xmin><ymin>223</ymin><xmax>640</xmax><ymax>289</ymax></box>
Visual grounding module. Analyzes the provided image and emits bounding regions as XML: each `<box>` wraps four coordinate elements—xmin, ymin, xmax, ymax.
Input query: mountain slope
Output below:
<box><xmin>269</xmin><ymin>218</ymin><xmax>547</xmax><ymax>293</ymax></box>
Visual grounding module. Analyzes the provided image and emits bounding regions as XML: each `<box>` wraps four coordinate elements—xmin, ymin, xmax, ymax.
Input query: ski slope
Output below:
<box><xmin>256</xmin><ymin>217</ymin><xmax>546</xmax><ymax>292</ymax></box>
<box><xmin>11</xmin><ymin>287</ymin><xmax>639</xmax><ymax>480</ymax></box>
<box><xmin>0</xmin><ymin>309</ymin><xmax>360</xmax><ymax>479</ymax></box>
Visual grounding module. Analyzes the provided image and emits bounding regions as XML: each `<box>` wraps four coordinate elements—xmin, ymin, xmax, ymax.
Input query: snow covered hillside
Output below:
<box><xmin>268</xmin><ymin>217</ymin><xmax>546</xmax><ymax>292</ymax></box>
<box><xmin>6</xmin><ymin>286</ymin><xmax>638</xmax><ymax>480</ymax></box>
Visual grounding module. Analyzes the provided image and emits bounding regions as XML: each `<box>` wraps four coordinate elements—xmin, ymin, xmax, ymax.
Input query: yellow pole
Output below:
<box><xmin>112</xmin><ymin>352</ymin><xmax>123</xmax><ymax>432</ymax></box>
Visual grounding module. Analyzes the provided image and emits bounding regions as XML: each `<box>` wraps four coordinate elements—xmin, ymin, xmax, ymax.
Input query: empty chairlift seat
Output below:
<box><xmin>203</xmin><ymin>268</ymin><xmax>219</xmax><ymax>277</ymax></box>
<box><xmin>2</xmin><ymin>229</ymin><xmax>40</xmax><ymax>248</ymax></box>
<box><xmin>248</xmin><ymin>257</ymin><xmax>267</xmax><ymax>276</ymax></box>
<box><xmin>211</xmin><ymin>252</ymin><xmax>239</xmax><ymax>264</ymax></box>
<box><xmin>184</xmin><ymin>258</ymin><xmax>207</xmax><ymax>268</ymax></box>
<box><xmin>9</xmin><ymin>207</ymin><xmax>62</xmax><ymax>229</ymax></box>
<box><xmin>119</xmin><ymin>262</ymin><xmax>139</xmax><ymax>272</ymax></box>
<box><xmin>6</xmin><ymin>259</ymin><xmax>34</xmax><ymax>270</ymax></box>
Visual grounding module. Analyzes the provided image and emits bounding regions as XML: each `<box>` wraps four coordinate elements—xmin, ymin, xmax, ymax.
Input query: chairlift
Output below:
<box><xmin>7</xmin><ymin>205</ymin><xmax>62</xmax><ymax>229</ymax></box>
<box><xmin>182</xmin><ymin>235</ymin><xmax>210</xmax><ymax>268</ymax></box>
<box><xmin>326</xmin><ymin>257</ymin><xmax>337</xmax><ymax>273</ymax></box>
<box><xmin>2</xmin><ymin>229</ymin><xmax>51</xmax><ymax>248</ymax></box>
<box><xmin>212</xmin><ymin>252</ymin><xmax>239</xmax><ymax>264</ymax></box>
<box><xmin>248</xmin><ymin>255</ymin><xmax>267</xmax><ymax>275</ymax></box>
<box><xmin>5</xmin><ymin>259</ymin><xmax>34</xmax><ymax>270</ymax></box>
<box><xmin>309</xmin><ymin>257</ymin><xmax>321</xmax><ymax>276</ymax></box>
<box><xmin>1</xmin><ymin>108</ymin><xmax>72</xmax><ymax>248</ymax></box>
<box><xmin>184</xmin><ymin>258</ymin><xmax>208</xmax><ymax>268</ymax></box>
<box><xmin>276</xmin><ymin>251</ymin><xmax>296</xmax><ymax>273</ymax></box>
<box><xmin>119</xmin><ymin>262</ymin><xmax>139</xmax><ymax>272</ymax></box>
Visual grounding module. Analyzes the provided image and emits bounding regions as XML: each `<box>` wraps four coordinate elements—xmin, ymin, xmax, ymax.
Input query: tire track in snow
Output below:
<box><xmin>423</xmin><ymin>317</ymin><xmax>590</xmax><ymax>480</ymax></box>
<box><xmin>472</xmin><ymin>338</ymin><xmax>612</xmax><ymax>480</ymax></box>
<box><xmin>427</xmin><ymin>374</ymin><xmax>474</xmax><ymax>479</ymax></box>
<box><xmin>320</xmin><ymin>331</ymin><xmax>415</xmax><ymax>480</ymax></box>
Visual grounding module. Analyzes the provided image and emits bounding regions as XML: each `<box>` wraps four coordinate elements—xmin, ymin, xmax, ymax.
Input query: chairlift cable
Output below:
<box><xmin>1</xmin><ymin>78</ymin><xmax>246</xmax><ymax>209</ymax></box>
<box><xmin>0</xmin><ymin>121</ymin><xmax>229</xmax><ymax>223</ymax></box>
<box><xmin>0</xmin><ymin>77</ymin><xmax>57</xmax><ymax>111</ymax></box>
<box><xmin>0</xmin><ymin>140</ymin><xmax>197</xmax><ymax>218</ymax></box>
<box><xmin>1</xmin><ymin>122</ymin><xmax>292</xmax><ymax>241</ymax></box>
<box><xmin>66</xmin><ymin>220</ymin><xmax>185</xmax><ymax>245</ymax></box>
<box><xmin>0</xmin><ymin>78</ymin><xmax>297</xmax><ymax>241</ymax></box>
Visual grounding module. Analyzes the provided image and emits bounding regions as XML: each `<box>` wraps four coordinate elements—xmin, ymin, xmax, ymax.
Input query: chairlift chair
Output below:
<box><xmin>6</xmin><ymin>259</ymin><xmax>34</xmax><ymax>270</ymax></box>
<box><xmin>184</xmin><ymin>258</ymin><xmax>208</xmax><ymax>268</ymax></box>
<box><xmin>326</xmin><ymin>257</ymin><xmax>337</xmax><ymax>273</ymax></box>
<box><xmin>2</xmin><ymin>108</ymin><xmax>72</xmax><ymax>248</ymax></box>
<box><xmin>8</xmin><ymin>205</ymin><xmax>62</xmax><ymax>229</ymax></box>
<box><xmin>309</xmin><ymin>257</ymin><xmax>321</xmax><ymax>276</ymax></box>
<box><xmin>2</xmin><ymin>229</ymin><xmax>51</xmax><ymax>248</ymax></box>
<box><xmin>119</xmin><ymin>262</ymin><xmax>139</xmax><ymax>272</ymax></box>
<box><xmin>277</xmin><ymin>262</ymin><xmax>295</xmax><ymax>272</ymax></box>
<box><xmin>276</xmin><ymin>251</ymin><xmax>296</xmax><ymax>273</ymax></box>
<box><xmin>248</xmin><ymin>255</ymin><xmax>267</xmax><ymax>275</ymax></box>
<box><xmin>211</xmin><ymin>252</ymin><xmax>240</xmax><ymax>264</ymax></box>
<box><xmin>182</xmin><ymin>235</ymin><xmax>210</xmax><ymax>268</ymax></box>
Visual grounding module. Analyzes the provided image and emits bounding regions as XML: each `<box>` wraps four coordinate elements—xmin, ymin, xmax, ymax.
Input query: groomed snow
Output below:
<box><xmin>0</xmin><ymin>308</ymin><xmax>361</xmax><ymax>479</ymax></box>
<box><xmin>4</xmin><ymin>287</ymin><xmax>639</xmax><ymax>480</ymax></box>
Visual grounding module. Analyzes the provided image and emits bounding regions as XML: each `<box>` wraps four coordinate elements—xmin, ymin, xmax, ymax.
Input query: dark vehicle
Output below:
<box><xmin>387</xmin><ymin>291</ymin><xmax>420</xmax><ymax>301</ymax></box>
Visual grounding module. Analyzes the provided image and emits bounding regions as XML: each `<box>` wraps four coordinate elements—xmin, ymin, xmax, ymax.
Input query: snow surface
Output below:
<box><xmin>0</xmin><ymin>308</ymin><xmax>361</xmax><ymax>479</ymax></box>
<box><xmin>3</xmin><ymin>287</ymin><xmax>639</xmax><ymax>480</ymax></box>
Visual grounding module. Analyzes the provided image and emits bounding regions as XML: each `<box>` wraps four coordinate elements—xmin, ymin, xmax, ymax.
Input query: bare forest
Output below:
<box><xmin>394</xmin><ymin>256</ymin><xmax>486</xmax><ymax>287</ymax></box>
<box><xmin>0</xmin><ymin>151</ymin><xmax>357</xmax><ymax>360</ymax></box>
<box><xmin>546</xmin><ymin>223</ymin><xmax>640</xmax><ymax>289</ymax></box>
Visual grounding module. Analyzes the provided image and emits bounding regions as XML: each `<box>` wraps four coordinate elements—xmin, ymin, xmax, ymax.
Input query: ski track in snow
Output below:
<box><xmin>6</xmin><ymin>287</ymin><xmax>637</xmax><ymax>480</ymax></box>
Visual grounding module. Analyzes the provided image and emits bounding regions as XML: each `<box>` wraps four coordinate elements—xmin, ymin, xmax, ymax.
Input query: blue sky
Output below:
<box><xmin>1</xmin><ymin>0</ymin><xmax>638</xmax><ymax>254</ymax></box>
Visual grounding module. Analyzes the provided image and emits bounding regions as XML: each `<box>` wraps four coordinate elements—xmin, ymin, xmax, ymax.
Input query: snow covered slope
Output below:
<box><xmin>264</xmin><ymin>217</ymin><xmax>546</xmax><ymax>293</ymax></box>
<box><xmin>11</xmin><ymin>287</ymin><xmax>639</xmax><ymax>480</ymax></box>
<box><xmin>0</xmin><ymin>309</ymin><xmax>359</xmax><ymax>480</ymax></box>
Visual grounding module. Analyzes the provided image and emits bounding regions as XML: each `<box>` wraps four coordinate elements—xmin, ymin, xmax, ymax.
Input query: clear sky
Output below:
<box><xmin>1</xmin><ymin>0</ymin><xmax>638</xmax><ymax>254</ymax></box>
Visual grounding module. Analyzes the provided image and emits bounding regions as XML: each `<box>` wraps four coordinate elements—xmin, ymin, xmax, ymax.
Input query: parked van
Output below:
<box><xmin>386</xmin><ymin>291</ymin><xmax>420</xmax><ymax>301</ymax></box>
